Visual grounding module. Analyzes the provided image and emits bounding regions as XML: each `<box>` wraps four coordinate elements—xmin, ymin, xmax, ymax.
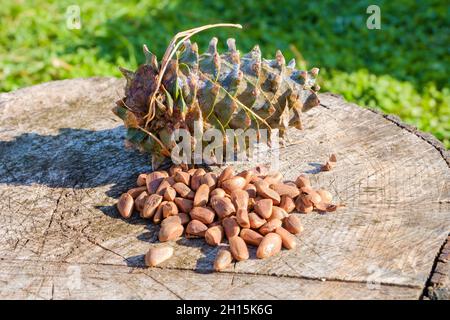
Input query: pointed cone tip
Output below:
<box><xmin>227</xmin><ymin>38</ymin><xmax>236</xmax><ymax>51</ymax></box>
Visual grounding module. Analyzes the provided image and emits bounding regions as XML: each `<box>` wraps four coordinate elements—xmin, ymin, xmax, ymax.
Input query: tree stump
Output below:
<box><xmin>0</xmin><ymin>77</ymin><xmax>448</xmax><ymax>300</ymax></box>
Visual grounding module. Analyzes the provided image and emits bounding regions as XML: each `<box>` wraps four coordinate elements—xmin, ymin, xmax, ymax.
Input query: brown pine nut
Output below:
<box><xmin>222</xmin><ymin>217</ymin><xmax>240</xmax><ymax>239</ymax></box>
<box><xmin>295</xmin><ymin>196</ymin><xmax>313</xmax><ymax>213</ymax></box>
<box><xmin>256</xmin><ymin>233</ymin><xmax>282</xmax><ymax>259</ymax></box>
<box><xmin>222</xmin><ymin>176</ymin><xmax>246</xmax><ymax>194</ymax></box>
<box><xmin>136</xmin><ymin>173</ymin><xmax>147</xmax><ymax>187</ymax></box>
<box><xmin>210</xmin><ymin>196</ymin><xmax>236</xmax><ymax>219</ymax></box>
<box><xmin>263</xmin><ymin>172</ymin><xmax>283</xmax><ymax>185</ymax></box>
<box><xmin>174</xmin><ymin>197</ymin><xmax>193</xmax><ymax>213</ymax></box>
<box><xmin>161</xmin><ymin>215</ymin><xmax>182</xmax><ymax>227</ymax></box>
<box><xmin>162</xmin><ymin>201</ymin><xmax>178</xmax><ymax>218</ymax></box>
<box><xmin>134</xmin><ymin>191</ymin><xmax>148</xmax><ymax>212</ymax></box>
<box><xmin>186</xmin><ymin>220</ymin><xmax>208</xmax><ymax>237</ymax></box>
<box><xmin>174</xmin><ymin>171</ymin><xmax>190</xmax><ymax>186</ymax></box>
<box><xmin>259</xmin><ymin>218</ymin><xmax>282</xmax><ymax>235</ymax></box>
<box><xmin>237</xmin><ymin>170</ymin><xmax>253</xmax><ymax>186</ymax></box>
<box><xmin>127</xmin><ymin>186</ymin><xmax>148</xmax><ymax>198</ymax></box>
<box><xmin>248</xmin><ymin>212</ymin><xmax>267</xmax><ymax>229</ymax></box>
<box><xmin>117</xmin><ymin>193</ymin><xmax>134</xmax><ymax>218</ymax></box>
<box><xmin>201</xmin><ymin>172</ymin><xmax>217</xmax><ymax>190</ymax></box>
<box><xmin>231</xmin><ymin>189</ymin><xmax>249</xmax><ymax>210</ymax></box>
<box><xmin>172</xmin><ymin>182</ymin><xmax>195</xmax><ymax>199</ymax></box>
<box><xmin>153</xmin><ymin>202</ymin><xmax>165</xmax><ymax>224</ymax></box>
<box><xmin>240</xmin><ymin>228</ymin><xmax>264</xmax><ymax>246</ymax></box>
<box><xmin>190</xmin><ymin>174</ymin><xmax>203</xmax><ymax>191</ymax></box>
<box><xmin>210</xmin><ymin>188</ymin><xmax>226</xmax><ymax>198</ymax></box>
<box><xmin>279</xmin><ymin>195</ymin><xmax>295</xmax><ymax>213</ymax></box>
<box><xmin>141</xmin><ymin>194</ymin><xmax>163</xmax><ymax>219</ymax></box>
<box><xmin>146</xmin><ymin>171</ymin><xmax>166</xmax><ymax>194</ymax></box>
<box><xmin>254</xmin><ymin>198</ymin><xmax>273</xmax><ymax>219</ymax></box>
<box><xmin>229</xmin><ymin>236</ymin><xmax>249</xmax><ymax>261</ymax></box>
<box><xmin>283</xmin><ymin>214</ymin><xmax>303</xmax><ymax>234</ymax></box>
<box><xmin>295</xmin><ymin>174</ymin><xmax>310</xmax><ymax>188</ymax></box>
<box><xmin>269</xmin><ymin>183</ymin><xmax>299</xmax><ymax>198</ymax></box>
<box><xmin>205</xmin><ymin>225</ymin><xmax>224</xmax><ymax>246</ymax></box>
<box><xmin>236</xmin><ymin>208</ymin><xmax>250</xmax><ymax>228</ymax></box>
<box><xmin>145</xmin><ymin>246</ymin><xmax>174</xmax><ymax>267</ymax></box>
<box><xmin>190</xmin><ymin>207</ymin><xmax>215</xmax><ymax>225</ymax></box>
<box><xmin>217</xmin><ymin>166</ymin><xmax>234</xmax><ymax>186</ymax></box>
<box><xmin>155</xmin><ymin>179</ymin><xmax>171</xmax><ymax>196</ymax></box>
<box><xmin>214</xmin><ymin>249</ymin><xmax>233</xmax><ymax>271</ymax></box>
<box><xmin>275</xmin><ymin>226</ymin><xmax>297</xmax><ymax>249</ymax></box>
<box><xmin>270</xmin><ymin>206</ymin><xmax>288</xmax><ymax>220</ymax></box>
<box><xmin>254</xmin><ymin>180</ymin><xmax>280</xmax><ymax>205</ymax></box>
<box><xmin>163</xmin><ymin>186</ymin><xmax>176</xmax><ymax>202</ymax></box>
<box><xmin>306</xmin><ymin>191</ymin><xmax>322</xmax><ymax>206</ymax></box>
<box><xmin>158</xmin><ymin>221</ymin><xmax>184</xmax><ymax>242</ymax></box>
<box><xmin>194</xmin><ymin>184</ymin><xmax>210</xmax><ymax>207</ymax></box>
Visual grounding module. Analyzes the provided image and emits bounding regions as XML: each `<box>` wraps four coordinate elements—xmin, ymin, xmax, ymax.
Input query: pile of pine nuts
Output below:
<box><xmin>117</xmin><ymin>159</ymin><xmax>340</xmax><ymax>271</ymax></box>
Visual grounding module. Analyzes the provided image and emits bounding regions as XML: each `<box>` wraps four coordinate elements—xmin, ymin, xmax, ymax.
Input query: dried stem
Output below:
<box><xmin>145</xmin><ymin>23</ymin><xmax>242</xmax><ymax>126</ymax></box>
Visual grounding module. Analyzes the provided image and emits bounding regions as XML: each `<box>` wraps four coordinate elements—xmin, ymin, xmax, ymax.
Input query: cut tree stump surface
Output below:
<box><xmin>0</xmin><ymin>77</ymin><xmax>448</xmax><ymax>300</ymax></box>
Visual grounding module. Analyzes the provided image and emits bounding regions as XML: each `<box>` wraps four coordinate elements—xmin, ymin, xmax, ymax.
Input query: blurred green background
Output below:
<box><xmin>1</xmin><ymin>0</ymin><xmax>448</xmax><ymax>147</ymax></box>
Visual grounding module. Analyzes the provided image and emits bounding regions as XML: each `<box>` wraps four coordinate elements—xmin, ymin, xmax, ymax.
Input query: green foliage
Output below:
<box><xmin>0</xmin><ymin>0</ymin><xmax>448</xmax><ymax>147</ymax></box>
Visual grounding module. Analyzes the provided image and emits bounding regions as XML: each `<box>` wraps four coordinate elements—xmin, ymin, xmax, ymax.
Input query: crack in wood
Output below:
<box><xmin>141</xmin><ymin>271</ymin><xmax>184</xmax><ymax>300</ymax></box>
<box><xmin>421</xmin><ymin>233</ymin><xmax>450</xmax><ymax>300</ymax></box>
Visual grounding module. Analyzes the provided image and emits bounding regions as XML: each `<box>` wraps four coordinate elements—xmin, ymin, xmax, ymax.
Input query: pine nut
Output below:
<box><xmin>229</xmin><ymin>236</ymin><xmax>249</xmax><ymax>261</ymax></box>
<box><xmin>254</xmin><ymin>198</ymin><xmax>273</xmax><ymax>219</ymax></box>
<box><xmin>186</xmin><ymin>219</ymin><xmax>208</xmax><ymax>237</ymax></box>
<box><xmin>159</xmin><ymin>221</ymin><xmax>184</xmax><ymax>242</ymax></box>
<box><xmin>145</xmin><ymin>246</ymin><xmax>174</xmax><ymax>267</ymax></box>
<box><xmin>222</xmin><ymin>217</ymin><xmax>240</xmax><ymax>239</ymax></box>
<box><xmin>190</xmin><ymin>207</ymin><xmax>215</xmax><ymax>224</ymax></box>
<box><xmin>141</xmin><ymin>194</ymin><xmax>163</xmax><ymax>219</ymax></box>
<box><xmin>275</xmin><ymin>226</ymin><xmax>297</xmax><ymax>249</ymax></box>
<box><xmin>117</xmin><ymin>193</ymin><xmax>134</xmax><ymax>218</ymax></box>
<box><xmin>205</xmin><ymin>225</ymin><xmax>224</xmax><ymax>246</ymax></box>
<box><xmin>256</xmin><ymin>233</ymin><xmax>282</xmax><ymax>259</ymax></box>
<box><xmin>214</xmin><ymin>249</ymin><xmax>233</xmax><ymax>271</ymax></box>
<box><xmin>240</xmin><ymin>228</ymin><xmax>264</xmax><ymax>246</ymax></box>
<box><xmin>194</xmin><ymin>184</ymin><xmax>210</xmax><ymax>207</ymax></box>
<box><xmin>283</xmin><ymin>214</ymin><xmax>303</xmax><ymax>234</ymax></box>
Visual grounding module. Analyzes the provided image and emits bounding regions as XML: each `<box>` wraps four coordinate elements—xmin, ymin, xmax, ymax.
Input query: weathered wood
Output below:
<box><xmin>0</xmin><ymin>77</ymin><xmax>449</xmax><ymax>299</ymax></box>
<box><xmin>0</xmin><ymin>259</ymin><xmax>419</xmax><ymax>300</ymax></box>
<box><xmin>424</xmin><ymin>235</ymin><xmax>449</xmax><ymax>299</ymax></box>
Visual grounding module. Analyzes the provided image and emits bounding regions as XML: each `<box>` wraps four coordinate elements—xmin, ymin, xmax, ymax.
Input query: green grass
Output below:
<box><xmin>1</xmin><ymin>0</ymin><xmax>448</xmax><ymax>147</ymax></box>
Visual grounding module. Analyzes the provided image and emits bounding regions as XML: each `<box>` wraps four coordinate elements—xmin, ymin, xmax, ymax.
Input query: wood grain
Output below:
<box><xmin>0</xmin><ymin>78</ymin><xmax>448</xmax><ymax>299</ymax></box>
